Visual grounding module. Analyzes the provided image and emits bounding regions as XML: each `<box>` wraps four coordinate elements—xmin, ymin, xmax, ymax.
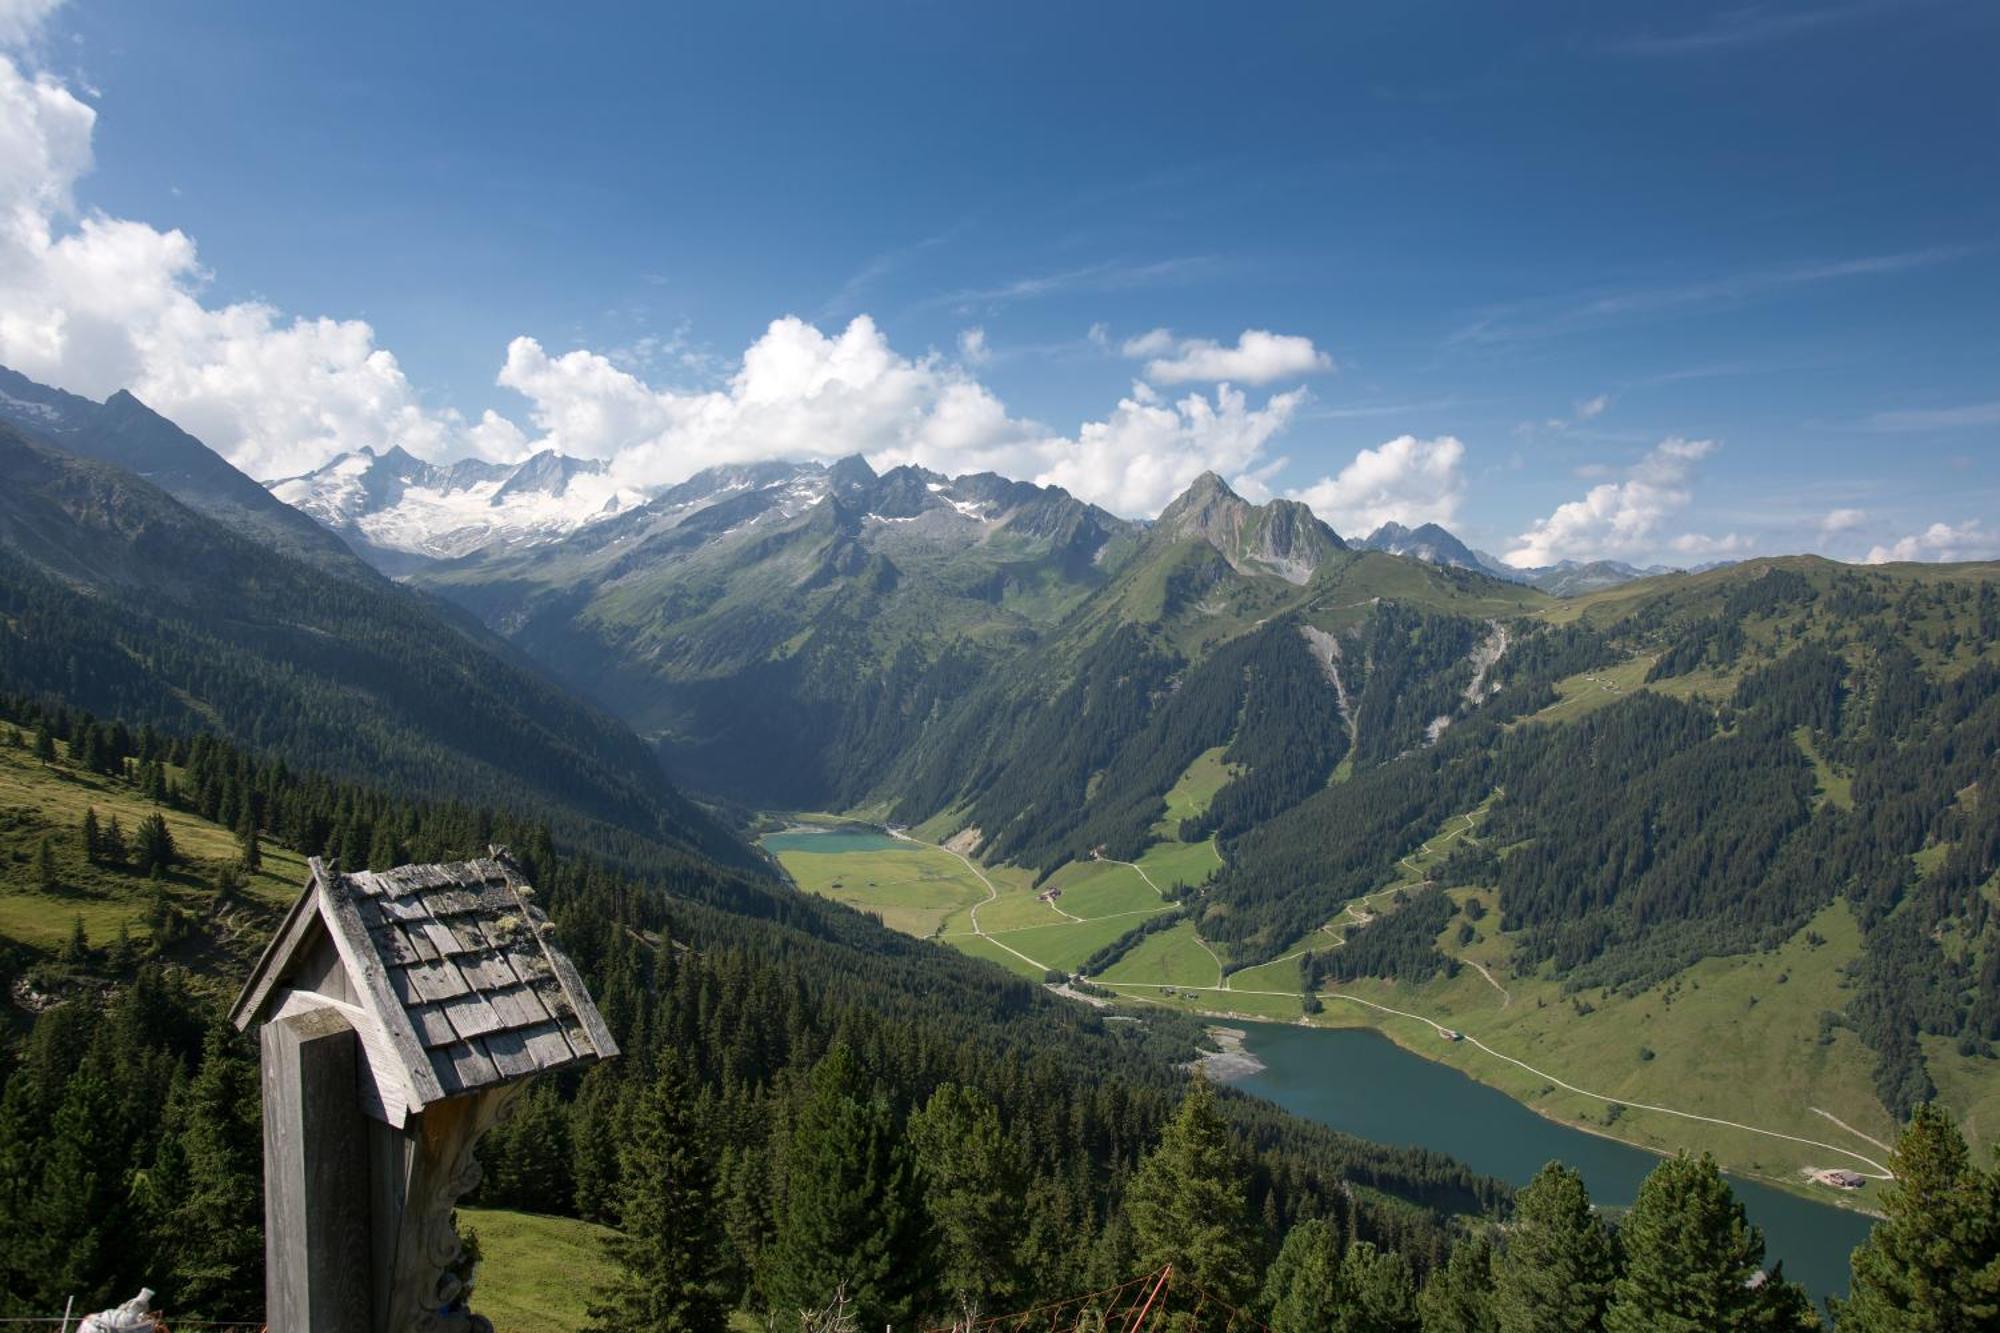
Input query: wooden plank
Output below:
<box><xmin>408</xmin><ymin>1005</ymin><xmax>457</xmax><ymax>1048</ymax></box>
<box><xmin>371</xmin><ymin>925</ymin><xmax>421</xmax><ymax>967</ymax></box>
<box><xmin>456</xmin><ymin>950</ymin><xmax>517</xmax><ymax>991</ymax></box>
<box><xmin>318</xmin><ymin>874</ymin><xmax>447</xmax><ymax>1109</ymax></box>
<box><xmin>483</xmin><ymin>1028</ymin><xmax>539</xmax><ymax>1080</ymax></box>
<box><xmin>430</xmin><ymin>1039</ymin><xmax>499</xmax><ymax>1094</ymax></box>
<box><xmin>518</xmin><ymin>1022</ymin><xmax>578</xmax><ymax>1070</ymax></box>
<box><xmin>261</xmin><ymin>1009</ymin><xmax>370</xmax><ymax>1333</ymax></box>
<box><xmin>441</xmin><ymin>992</ymin><xmax>506</xmax><ymax>1041</ymax></box>
<box><xmin>230</xmin><ymin>861</ymin><xmax>327</xmax><ymax>1029</ymax></box>
<box><xmin>403</xmin><ymin>958</ymin><xmax>471</xmax><ymax>1005</ymax></box>
<box><xmin>417</xmin><ymin>918</ymin><xmax>464</xmax><ymax>959</ymax></box>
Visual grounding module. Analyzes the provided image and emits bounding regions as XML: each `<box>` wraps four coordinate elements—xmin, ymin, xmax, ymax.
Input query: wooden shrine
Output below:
<box><xmin>232</xmin><ymin>848</ymin><xmax>618</xmax><ymax>1333</ymax></box>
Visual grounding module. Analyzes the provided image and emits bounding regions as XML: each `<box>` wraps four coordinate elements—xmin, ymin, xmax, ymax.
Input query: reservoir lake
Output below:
<box><xmin>764</xmin><ymin>827</ymin><xmax>1877</xmax><ymax>1305</ymax></box>
<box><xmin>1226</xmin><ymin>1021</ymin><xmax>1875</xmax><ymax>1307</ymax></box>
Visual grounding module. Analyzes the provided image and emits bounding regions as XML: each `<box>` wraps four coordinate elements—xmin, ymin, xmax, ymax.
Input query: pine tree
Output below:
<box><xmin>1263</xmin><ymin>1217</ymin><xmax>1346</xmax><ymax>1333</ymax></box>
<box><xmin>61</xmin><ymin>915</ymin><xmax>90</xmax><ymax>966</ymax></box>
<box><xmin>33</xmin><ymin>724</ymin><xmax>55</xmax><ymax>764</ymax></box>
<box><xmin>366</xmin><ymin>821</ymin><xmax>402</xmax><ymax>871</ymax></box>
<box><xmin>908</xmin><ymin>1082</ymin><xmax>1027</xmax><ymax>1312</ymax></box>
<box><xmin>135</xmin><ymin>812</ymin><xmax>176</xmax><ymax>878</ymax></box>
<box><xmin>1419</xmin><ymin>1235</ymin><xmax>1498</xmax><ymax>1333</ymax></box>
<box><xmin>1340</xmin><ymin>1241</ymin><xmax>1422</xmax><ymax>1333</ymax></box>
<box><xmin>762</xmin><ymin>1045</ymin><xmax>932</xmax><ymax>1329</ymax></box>
<box><xmin>155</xmin><ymin>1021</ymin><xmax>264</xmax><ymax>1317</ymax></box>
<box><xmin>81</xmin><ymin>807</ymin><xmax>101</xmax><ymax>862</ymax></box>
<box><xmin>569</xmin><ymin>1066</ymin><xmax>624</xmax><ymax>1225</ymax></box>
<box><xmin>1127</xmin><ymin>1075</ymin><xmax>1261</xmax><ymax>1309</ymax></box>
<box><xmin>101</xmin><ymin>814</ymin><xmax>127</xmax><ymax>869</ymax></box>
<box><xmin>35</xmin><ymin>836</ymin><xmax>59</xmax><ymax>891</ymax></box>
<box><xmin>586</xmin><ymin>1053</ymin><xmax>728</xmax><ymax>1333</ymax></box>
<box><xmin>236</xmin><ymin>807</ymin><xmax>261</xmax><ymax>872</ymax></box>
<box><xmin>1836</xmin><ymin>1104</ymin><xmax>2000</xmax><ymax>1331</ymax></box>
<box><xmin>1492</xmin><ymin>1162</ymin><xmax>1617</xmax><ymax>1333</ymax></box>
<box><xmin>1606</xmin><ymin>1153</ymin><xmax>1818</xmax><ymax>1332</ymax></box>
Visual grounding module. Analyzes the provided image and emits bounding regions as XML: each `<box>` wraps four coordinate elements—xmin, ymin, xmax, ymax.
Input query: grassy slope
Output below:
<box><xmin>459</xmin><ymin>1208</ymin><xmax>621</xmax><ymax>1333</ymax></box>
<box><xmin>0</xmin><ymin>741</ymin><xmax>301</xmax><ymax>972</ymax></box>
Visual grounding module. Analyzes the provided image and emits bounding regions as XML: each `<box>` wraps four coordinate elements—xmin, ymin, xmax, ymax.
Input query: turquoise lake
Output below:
<box><xmin>760</xmin><ymin>826</ymin><xmax>913</xmax><ymax>856</ymax></box>
<box><xmin>1226</xmin><ymin>1021</ymin><xmax>1876</xmax><ymax>1307</ymax></box>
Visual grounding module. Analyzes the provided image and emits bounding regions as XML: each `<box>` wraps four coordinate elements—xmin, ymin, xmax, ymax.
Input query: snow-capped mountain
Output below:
<box><xmin>1359</xmin><ymin>521</ymin><xmax>1486</xmax><ymax>571</ymax></box>
<box><xmin>265</xmin><ymin>445</ymin><xmax>647</xmax><ymax>569</ymax></box>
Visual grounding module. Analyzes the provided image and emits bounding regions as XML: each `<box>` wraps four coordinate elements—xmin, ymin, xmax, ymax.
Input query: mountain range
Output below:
<box><xmin>1</xmin><ymin>360</ymin><xmax>1996</xmax><ymax>1186</ymax></box>
<box><xmin>265</xmin><ymin>443</ymin><xmax>646</xmax><ymax>572</ymax></box>
<box><xmin>265</xmin><ymin>428</ymin><xmax>1707</xmax><ymax>600</ymax></box>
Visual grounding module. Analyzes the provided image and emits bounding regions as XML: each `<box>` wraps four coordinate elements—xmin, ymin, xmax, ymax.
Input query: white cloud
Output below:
<box><xmin>1820</xmin><ymin>507</ymin><xmax>1866</xmax><ymax>535</ymax></box>
<box><xmin>497</xmin><ymin>315</ymin><xmax>1306</xmax><ymax>517</ymax></box>
<box><xmin>1503</xmin><ymin>437</ymin><xmax>1718</xmax><ymax>568</ymax></box>
<box><xmin>0</xmin><ymin>44</ymin><xmax>470</xmax><ymax>480</ymax></box>
<box><xmin>1287</xmin><ymin>435</ymin><xmax>1465</xmax><ymax>537</ymax></box>
<box><xmin>1864</xmin><ymin>521</ymin><xmax>1999</xmax><ymax>565</ymax></box>
<box><xmin>0</xmin><ymin>0</ymin><xmax>62</xmax><ymax>49</ymax></box>
<box><xmin>1573</xmin><ymin>393</ymin><xmax>1610</xmax><ymax>421</ymax></box>
<box><xmin>0</xmin><ymin>36</ymin><xmax>1314</xmax><ymax>517</ymax></box>
<box><xmin>1126</xmin><ymin>328</ymin><xmax>1332</xmax><ymax>385</ymax></box>
<box><xmin>956</xmin><ymin>326</ymin><xmax>990</xmax><ymax>366</ymax></box>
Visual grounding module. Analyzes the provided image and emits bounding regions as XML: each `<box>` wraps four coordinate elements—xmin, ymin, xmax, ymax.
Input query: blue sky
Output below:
<box><xmin>2</xmin><ymin>0</ymin><xmax>1995</xmax><ymax>564</ymax></box>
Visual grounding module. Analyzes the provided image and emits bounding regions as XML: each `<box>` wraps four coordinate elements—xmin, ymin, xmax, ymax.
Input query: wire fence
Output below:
<box><xmin>919</xmin><ymin>1266</ymin><xmax>1269</xmax><ymax>1333</ymax></box>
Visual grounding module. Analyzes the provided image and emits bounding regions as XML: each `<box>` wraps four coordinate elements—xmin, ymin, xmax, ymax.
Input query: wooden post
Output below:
<box><xmin>263</xmin><ymin>1008</ymin><xmax>371</xmax><ymax>1333</ymax></box>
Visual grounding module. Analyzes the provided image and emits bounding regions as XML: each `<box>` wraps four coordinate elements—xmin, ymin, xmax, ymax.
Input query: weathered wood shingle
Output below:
<box><xmin>232</xmin><ymin>848</ymin><xmax>618</xmax><ymax>1118</ymax></box>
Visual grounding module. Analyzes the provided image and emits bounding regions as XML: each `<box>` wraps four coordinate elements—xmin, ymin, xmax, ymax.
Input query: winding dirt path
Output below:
<box><xmin>1313</xmin><ymin>990</ymin><xmax>1896</xmax><ymax>1179</ymax></box>
<box><xmin>1461</xmin><ymin>957</ymin><xmax>1512</xmax><ymax>1007</ymax></box>
<box><xmin>891</xmin><ymin>829</ymin><xmax>1052</xmax><ymax>974</ymax></box>
<box><xmin>1810</xmin><ymin>1107</ymin><xmax>1895</xmax><ymax>1155</ymax></box>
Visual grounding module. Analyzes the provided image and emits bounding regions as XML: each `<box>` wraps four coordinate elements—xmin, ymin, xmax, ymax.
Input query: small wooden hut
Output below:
<box><xmin>232</xmin><ymin>849</ymin><xmax>618</xmax><ymax>1333</ymax></box>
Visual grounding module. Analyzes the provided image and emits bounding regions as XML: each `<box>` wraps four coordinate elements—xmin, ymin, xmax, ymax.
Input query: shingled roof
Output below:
<box><xmin>232</xmin><ymin>849</ymin><xmax>617</xmax><ymax>1122</ymax></box>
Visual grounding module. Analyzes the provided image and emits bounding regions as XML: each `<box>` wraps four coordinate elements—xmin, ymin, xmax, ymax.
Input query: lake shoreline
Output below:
<box><xmin>1178</xmin><ymin>998</ymin><xmax>1884</xmax><ymax>1220</ymax></box>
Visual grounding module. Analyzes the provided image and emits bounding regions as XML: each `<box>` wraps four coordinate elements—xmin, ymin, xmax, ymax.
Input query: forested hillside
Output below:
<box><xmin>0</xmin><ymin>693</ymin><xmax>1507</xmax><ymax>1325</ymax></box>
<box><xmin>0</xmin><ymin>419</ymin><xmax>744</xmax><ymax>871</ymax></box>
<box><xmin>390</xmin><ymin>448</ymin><xmax>2000</xmax><ymax>1146</ymax></box>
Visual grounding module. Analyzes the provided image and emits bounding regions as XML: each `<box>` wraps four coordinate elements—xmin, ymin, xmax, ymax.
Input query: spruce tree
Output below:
<box><xmin>1127</xmin><ymin>1075</ymin><xmax>1261</xmax><ymax>1309</ymax></box>
<box><xmin>135</xmin><ymin>812</ymin><xmax>176</xmax><ymax>877</ymax></box>
<box><xmin>101</xmin><ymin>814</ymin><xmax>127</xmax><ymax>869</ymax></box>
<box><xmin>155</xmin><ymin>1021</ymin><xmax>264</xmax><ymax>1317</ymax></box>
<box><xmin>1418</xmin><ymin>1235</ymin><xmax>1498</xmax><ymax>1333</ymax></box>
<box><xmin>81</xmin><ymin>807</ymin><xmax>101</xmax><ymax>862</ymax></box>
<box><xmin>1263</xmin><ymin>1217</ymin><xmax>1347</xmax><ymax>1333</ymax></box>
<box><xmin>1340</xmin><ymin>1240</ymin><xmax>1422</xmax><ymax>1333</ymax></box>
<box><xmin>586</xmin><ymin>1052</ymin><xmax>728</xmax><ymax>1333</ymax></box>
<box><xmin>762</xmin><ymin>1045</ymin><xmax>932</xmax><ymax>1329</ymax></box>
<box><xmin>35</xmin><ymin>836</ymin><xmax>59</xmax><ymax>891</ymax></box>
<box><xmin>908</xmin><ymin>1082</ymin><xmax>1028</xmax><ymax>1313</ymax></box>
<box><xmin>33</xmin><ymin>724</ymin><xmax>55</xmax><ymax>764</ymax></box>
<box><xmin>1492</xmin><ymin>1162</ymin><xmax>1617</xmax><ymax>1333</ymax></box>
<box><xmin>1606</xmin><ymin>1153</ymin><xmax>1817</xmax><ymax>1332</ymax></box>
<box><xmin>236</xmin><ymin>808</ymin><xmax>261</xmax><ymax>872</ymax></box>
<box><xmin>1837</xmin><ymin>1104</ymin><xmax>2000</xmax><ymax>1330</ymax></box>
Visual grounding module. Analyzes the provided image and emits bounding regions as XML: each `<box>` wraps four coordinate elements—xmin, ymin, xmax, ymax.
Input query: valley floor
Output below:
<box><xmin>761</xmin><ymin>796</ymin><xmax>1989</xmax><ymax>1213</ymax></box>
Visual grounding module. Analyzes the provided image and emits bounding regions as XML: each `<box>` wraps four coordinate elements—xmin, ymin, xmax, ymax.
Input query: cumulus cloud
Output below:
<box><xmin>0</xmin><ymin>26</ymin><xmax>1316</xmax><ymax>516</ymax></box>
<box><xmin>0</xmin><ymin>0</ymin><xmax>61</xmax><ymax>48</ymax></box>
<box><xmin>496</xmin><ymin>316</ymin><xmax>1306</xmax><ymax>517</ymax></box>
<box><xmin>0</xmin><ymin>40</ymin><xmax>468</xmax><ymax>479</ymax></box>
<box><xmin>1864</xmin><ymin>521</ymin><xmax>1998</xmax><ymax>565</ymax></box>
<box><xmin>1502</xmin><ymin>437</ymin><xmax>1718</xmax><ymax>568</ymax></box>
<box><xmin>1573</xmin><ymin>393</ymin><xmax>1610</xmax><ymax>421</ymax></box>
<box><xmin>1286</xmin><ymin>435</ymin><xmax>1465</xmax><ymax>537</ymax></box>
<box><xmin>1820</xmin><ymin>507</ymin><xmax>1866</xmax><ymax>535</ymax></box>
<box><xmin>956</xmin><ymin>326</ymin><xmax>990</xmax><ymax>365</ymax></box>
<box><xmin>1124</xmin><ymin>328</ymin><xmax>1332</xmax><ymax>385</ymax></box>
